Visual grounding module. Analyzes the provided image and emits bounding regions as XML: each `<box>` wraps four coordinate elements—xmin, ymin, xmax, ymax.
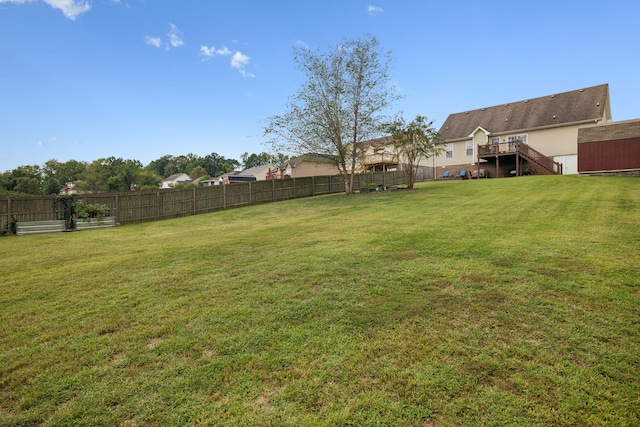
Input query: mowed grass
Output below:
<box><xmin>1</xmin><ymin>175</ymin><xmax>639</xmax><ymax>426</ymax></box>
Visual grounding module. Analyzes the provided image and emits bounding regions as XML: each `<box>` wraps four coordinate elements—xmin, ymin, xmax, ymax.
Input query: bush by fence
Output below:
<box><xmin>1</xmin><ymin>171</ymin><xmax>407</xmax><ymax>232</ymax></box>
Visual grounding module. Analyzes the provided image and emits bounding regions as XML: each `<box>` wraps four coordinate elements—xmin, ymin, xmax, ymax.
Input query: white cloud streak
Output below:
<box><xmin>146</xmin><ymin>24</ymin><xmax>185</xmax><ymax>51</ymax></box>
<box><xmin>167</xmin><ymin>23</ymin><xmax>183</xmax><ymax>48</ymax></box>
<box><xmin>199</xmin><ymin>45</ymin><xmax>232</xmax><ymax>60</ymax></box>
<box><xmin>145</xmin><ymin>36</ymin><xmax>162</xmax><ymax>48</ymax></box>
<box><xmin>367</xmin><ymin>5</ymin><xmax>383</xmax><ymax>15</ymax></box>
<box><xmin>231</xmin><ymin>51</ymin><xmax>254</xmax><ymax>78</ymax></box>
<box><xmin>201</xmin><ymin>43</ymin><xmax>255</xmax><ymax>78</ymax></box>
<box><xmin>0</xmin><ymin>0</ymin><xmax>91</xmax><ymax>19</ymax></box>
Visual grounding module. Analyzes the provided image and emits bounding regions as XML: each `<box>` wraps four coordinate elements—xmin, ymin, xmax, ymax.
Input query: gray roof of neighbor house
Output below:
<box><xmin>162</xmin><ymin>173</ymin><xmax>191</xmax><ymax>182</ymax></box>
<box><xmin>438</xmin><ymin>84</ymin><xmax>610</xmax><ymax>141</ymax></box>
<box><xmin>238</xmin><ymin>164</ymin><xmax>275</xmax><ymax>176</ymax></box>
<box><xmin>289</xmin><ymin>153</ymin><xmax>337</xmax><ymax>167</ymax></box>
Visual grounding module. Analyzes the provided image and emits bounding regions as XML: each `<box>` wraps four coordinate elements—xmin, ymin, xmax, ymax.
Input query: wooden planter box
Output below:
<box><xmin>74</xmin><ymin>216</ymin><xmax>116</xmax><ymax>231</ymax></box>
<box><xmin>16</xmin><ymin>220</ymin><xmax>66</xmax><ymax>236</ymax></box>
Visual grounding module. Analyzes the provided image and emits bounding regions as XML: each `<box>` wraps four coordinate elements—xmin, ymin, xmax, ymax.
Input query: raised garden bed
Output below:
<box><xmin>74</xmin><ymin>216</ymin><xmax>116</xmax><ymax>231</ymax></box>
<box><xmin>16</xmin><ymin>220</ymin><xmax>66</xmax><ymax>236</ymax></box>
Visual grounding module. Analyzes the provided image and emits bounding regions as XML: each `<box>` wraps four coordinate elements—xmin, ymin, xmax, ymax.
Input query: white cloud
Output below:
<box><xmin>145</xmin><ymin>36</ymin><xmax>162</xmax><ymax>48</ymax></box>
<box><xmin>367</xmin><ymin>5</ymin><xmax>383</xmax><ymax>15</ymax></box>
<box><xmin>230</xmin><ymin>51</ymin><xmax>249</xmax><ymax>68</ymax></box>
<box><xmin>0</xmin><ymin>0</ymin><xmax>91</xmax><ymax>19</ymax></box>
<box><xmin>200</xmin><ymin>44</ymin><xmax>255</xmax><ymax>77</ymax></box>
<box><xmin>44</xmin><ymin>0</ymin><xmax>91</xmax><ymax>19</ymax></box>
<box><xmin>295</xmin><ymin>40</ymin><xmax>309</xmax><ymax>49</ymax></box>
<box><xmin>37</xmin><ymin>140</ymin><xmax>45</xmax><ymax>146</ymax></box>
<box><xmin>231</xmin><ymin>51</ymin><xmax>254</xmax><ymax>78</ymax></box>
<box><xmin>146</xmin><ymin>24</ymin><xmax>185</xmax><ymax>51</ymax></box>
<box><xmin>167</xmin><ymin>23</ymin><xmax>183</xmax><ymax>48</ymax></box>
<box><xmin>199</xmin><ymin>45</ymin><xmax>231</xmax><ymax>61</ymax></box>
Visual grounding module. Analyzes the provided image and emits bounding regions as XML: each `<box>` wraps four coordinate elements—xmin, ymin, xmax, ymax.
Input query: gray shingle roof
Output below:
<box><xmin>438</xmin><ymin>84</ymin><xmax>609</xmax><ymax>141</ymax></box>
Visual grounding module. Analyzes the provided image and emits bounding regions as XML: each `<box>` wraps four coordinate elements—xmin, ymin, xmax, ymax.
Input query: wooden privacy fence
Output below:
<box><xmin>1</xmin><ymin>171</ymin><xmax>407</xmax><ymax>231</ymax></box>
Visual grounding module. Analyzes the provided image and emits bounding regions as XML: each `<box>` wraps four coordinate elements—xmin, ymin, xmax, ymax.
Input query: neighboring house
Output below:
<box><xmin>435</xmin><ymin>84</ymin><xmax>612</xmax><ymax>177</ymax></box>
<box><xmin>279</xmin><ymin>154</ymin><xmax>341</xmax><ymax>178</ymax></box>
<box><xmin>160</xmin><ymin>173</ymin><xmax>192</xmax><ymax>189</ymax></box>
<box><xmin>59</xmin><ymin>181</ymin><xmax>80</xmax><ymax>195</ymax></box>
<box><xmin>360</xmin><ymin>137</ymin><xmax>401</xmax><ymax>172</ymax></box>
<box><xmin>237</xmin><ymin>164</ymin><xmax>277</xmax><ymax>181</ymax></box>
<box><xmin>577</xmin><ymin>119</ymin><xmax>640</xmax><ymax>175</ymax></box>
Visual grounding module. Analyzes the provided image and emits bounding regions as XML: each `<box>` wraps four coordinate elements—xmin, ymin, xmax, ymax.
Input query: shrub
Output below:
<box><xmin>74</xmin><ymin>200</ymin><xmax>110</xmax><ymax>219</ymax></box>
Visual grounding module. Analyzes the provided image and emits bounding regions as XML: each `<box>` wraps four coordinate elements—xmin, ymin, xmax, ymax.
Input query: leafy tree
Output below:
<box><xmin>189</xmin><ymin>166</ymin><xmax>208</xmax><ymax>179</ymax></box>
<box><xmin>384</xmin><ymin>115</ymin><xmax>446</xmax><ymax>189</ymax></box>
<box><xmin>145</xmin><ymin>154</ymin><xmax>175</xmax><ymax>178</ymax></box>
<box><xmin>241</xmin><ymin>152</ymin><xmax>289</xmax><ymax>170</ymax></box>
<box><xmin>0</xmin><ymin>172</ymin><xmax>11</xmax><ymax>192</ymax></box>
<box><xmin>199</xmin><ymin>152</ymin><xmax>239</xmax><ymax>177</ymax></box>
<box><xmin>14</xmin><ymin>177</ymin><xmax>41</xmax><ymax>195</ymax></box>
<box><xmin>80</xmin><ymin>157</ymin><xmax>142</xmax><ymax>192</ymax></box>
<box><xmin>43</xmin><ymin>159</ymin><xmax>87</xmax><ymax>186</ymax></box>
<box><xmin>137</xmin><ymin>170</ymin><xmax>163</xmax><ymax>190</ymax></box>
<box><xmin>241</xmin><ymin>152</ymin><xmax>272</xmax><ymax>169</ymax></box>
<box><xmin>43</xmin><ymin>177</ymin><xmax>62</xmax><ymax>195</ymax></box>
<box><xmin>263</xmin><ymin>35</ymin><xmax>399</xmax><ymax>194</ymax></box>
<box><xmin>8</xmin><ymin>165</ymin><xmax>42</xmax><ymax>194</ymax></box>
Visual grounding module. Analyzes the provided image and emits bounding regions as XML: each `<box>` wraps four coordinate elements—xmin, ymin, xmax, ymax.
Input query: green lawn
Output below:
<box><xmin>1</xmin><ymin>175</ymin><xmax>639</xmax><ymax>426</ymax></box>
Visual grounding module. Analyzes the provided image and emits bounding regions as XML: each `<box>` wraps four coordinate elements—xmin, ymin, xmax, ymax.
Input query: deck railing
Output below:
<box><xmin>478</xmin><ymin>142</ymin><xmax>562</xmax><ymax>174</ymax></box>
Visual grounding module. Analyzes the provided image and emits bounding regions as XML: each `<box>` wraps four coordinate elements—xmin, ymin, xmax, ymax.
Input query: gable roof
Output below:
<box><xmin>438</xmin><ymin>84</ymin><xmax>610</xmax><ymax>141</ymax></box>
<box><xmin>288</xmin><ymin>153</ymin><xmax>337</xmax><ymax>167</ymax></box>
<box><xmin>162</xmin><ymin>173</ymin><xmax>191</xmax><ymax>183</ymax></box>
<box><xmin>238</xmin><ymin>163</ymin><xmax>275</xmax><ymax>177</ymax></box>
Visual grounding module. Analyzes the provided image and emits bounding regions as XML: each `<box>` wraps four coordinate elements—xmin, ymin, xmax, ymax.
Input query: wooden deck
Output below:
<box><xmin>477</xmin><ymin>142</ymin><xmax>563</xmax><ymax>177</ymax></box>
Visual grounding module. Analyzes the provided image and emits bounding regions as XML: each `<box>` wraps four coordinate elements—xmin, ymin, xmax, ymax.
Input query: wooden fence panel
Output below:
<box><xmin>159</xmin><ymin>189</ymin><xmax>193</xmax><ymax>219</ymax></box>
<box><xmin>272</xmin><ymin>179</ymin><xmax>295</xmax><ymax>201</ymax></box>
<box><xmin>2</xmin><ymin>171</ymin><xmax>412</xmax><ymax>232</ymax></box>
<box><xmin>118</xmin><ymin>192</ymin><xmax>158</xmax><ymax>223</ymax></box>
<box><xmin>312</xmin><ymin>176</ymin><xmax>332</xmax><ymax>195</ymax></box>
<box><xmin>9</xmin><ymin>197</ymin><xmax>61</xmax><ymax>222</ymax></box>
<box><xmin>195</xmin><ymin>186</ymin><xmax>224</xmax><ymax>214</ymax></box>
<box><xmin>250</xmin><ymin>181</ymin><xmax>275</xmax><ymax>205</ymax></box>
<box><xmin>226</xmin><ymin>183</ymin><xmax>251</xmax><ymax>208</ymax></box>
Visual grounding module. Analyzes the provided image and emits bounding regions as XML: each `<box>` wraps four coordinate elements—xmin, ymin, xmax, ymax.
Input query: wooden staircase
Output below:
<box><xmin>477</xmin><ymin>142</ymin><xmax>563</xmax><ymax>177</ymax></box>
<box><xmin>515</xmin><ymin>143</ymin><xmax>563</xmax><ymax>175</ymax></box>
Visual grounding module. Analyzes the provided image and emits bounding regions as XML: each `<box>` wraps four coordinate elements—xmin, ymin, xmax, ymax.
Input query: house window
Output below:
<box><xmin>445</xmin><ymin>143</ymin><xmax>453</xmax><ymax>158</ymax></box>
<box><xmin>491</xmin><ymin>137</ymin><xmax>499</xmax><ymax>145</ymax></box>
<box><xmin>508</xmin><ymin>134</ymin><xmax>527</xmax><ymax>151</ymax></box>
<box><xmin>466</xmin><ymin>141</ymin><xmax>473</xmax><ymax>156</ymax></box>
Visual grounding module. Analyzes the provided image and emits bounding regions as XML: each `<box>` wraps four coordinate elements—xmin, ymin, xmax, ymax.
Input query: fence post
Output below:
<box><xmin>249</xmin><ymin>182</ymin><xmax>252</xmax><ymax>206</ymax></box>
<box><xmin>272</xmin><ymin>179</ymin><xmax>275</xmax><ymax>202</ymax></box>
<box><xmin>115</xmin><ymin>194</ymin><xmax>119</xmax><ymax>222</ymax></box>
<box><xmin>193</xmin><ymin>188</ymin><xmax>197</xmax><ymax>215</ymax></box>
<box><xmin>156</xmin><ymin>191</ymin><xmax>160</xmax><ymax>220</ymax></box>
<box><xmin>312</xmin><ymin>176</ymin><xmax>315</xmax><ymax>197</ymax></box>
<box><xmin>223</xmin><ymin>184</ymin><xmax>227</xmax><ymax>210</ymax></box>
<box><xmin>7</xmin><ymin>197</ymin><xmax>11</xmax><ymax>229</ymax></box>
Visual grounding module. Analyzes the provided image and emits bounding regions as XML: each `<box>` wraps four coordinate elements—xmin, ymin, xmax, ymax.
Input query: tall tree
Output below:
<box><xmin>240</xmin><ymin>152</ymin><xmax>273</xmax><ymax>170</ymax></box>
<box><xmin>43</xmin><ymin>159</ymin><xmax>87</xmax><ymax>186</ymax></box>
<box><xmin>263</xmin><ymin>35</ymin><xmax>399</xmax><ymax>194</ymax></box>
<box><xmin>385</xmin><ymin>115</ymin><xmax>446</xmax><ymax>189</ymax></box>
<box><xmin>9</xmin><ymin>165</ymin><xmax>42</xmax><ymax>195</ymax></box>
<box><xmin>200</xmin><ymin>152</ymin><xmax>239</xmax><ymax>177</ymax></box>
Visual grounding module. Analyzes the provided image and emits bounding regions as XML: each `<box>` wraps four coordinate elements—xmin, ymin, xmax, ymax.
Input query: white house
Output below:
<box><xmin>160</xmin><ymin>173</ymin><xmax>192</xmax><ymax>189</ymax></box>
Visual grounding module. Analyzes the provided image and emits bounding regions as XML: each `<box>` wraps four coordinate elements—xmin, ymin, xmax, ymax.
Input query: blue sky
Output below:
<box><xmin>1</xmin><ymin>0</ymin><xmax>639</xmax><ymax>173</ymax></box>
